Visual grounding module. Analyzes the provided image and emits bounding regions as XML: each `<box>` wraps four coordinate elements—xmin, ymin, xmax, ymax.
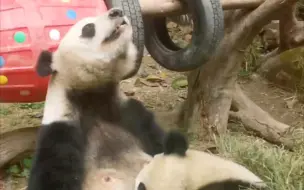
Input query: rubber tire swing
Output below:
<box><xmin>104</xmin><ymin>0</ymin><xmax>145</xmax><ymax>79</ymax></box>
<box><xmin>143</xmin><ymin>0</ymin><xmax>225</xmax><ymax>71</ymax></box>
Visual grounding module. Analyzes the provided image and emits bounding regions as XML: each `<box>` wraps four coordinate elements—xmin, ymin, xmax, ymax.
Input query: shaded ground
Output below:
<box><xmin>0</xmin><ymin>55</ymin><xmax>303</xmax><ymax>189</ymax></box>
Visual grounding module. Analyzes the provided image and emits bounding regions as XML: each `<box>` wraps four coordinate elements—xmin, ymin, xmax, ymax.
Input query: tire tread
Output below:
<box><xmin>105</xmin><ymin>0</ymin><xmax>144</xmax><ymax>78</ymax></box>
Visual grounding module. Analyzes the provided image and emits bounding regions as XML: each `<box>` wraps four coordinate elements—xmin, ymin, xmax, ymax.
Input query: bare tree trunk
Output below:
<box><xmin>180</xmin><ymin>0</ymin><xmax>297</xmax><ymax>147</ymax></box>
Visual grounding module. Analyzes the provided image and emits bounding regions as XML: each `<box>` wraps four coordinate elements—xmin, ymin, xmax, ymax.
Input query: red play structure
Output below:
<box><xmin>0</xmin><ymin>0</ymin><xmax>108</xmax><ymax>102</ymax></box>
<box><xmin>0</xmin><ymin>0</ymin><xmax>225</xmax><ymax>103</ymax></box>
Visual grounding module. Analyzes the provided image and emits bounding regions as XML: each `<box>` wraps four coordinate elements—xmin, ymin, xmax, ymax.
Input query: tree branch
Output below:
<box><xmin>230</xmin><ymin>84</ymin><xmax>292</xmax><ymax>149</ymax></box>
<box><xmin>221</xmin><ymin>0</ymin><xmax>265</xmax><ymax>9</ymax></box>
<box><xmin>140</xmin><ymin>0</ymin><xmax>266</xmax><ymax>16</ymax></box>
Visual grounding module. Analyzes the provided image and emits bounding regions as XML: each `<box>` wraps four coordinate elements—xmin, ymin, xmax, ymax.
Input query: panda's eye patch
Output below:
<box><xmin>138</xmin><ymin>182</ymin><xmax>146</xmax><ymax>190</ymax></box>
<box><xmin>81</xmin><ymin>23</ymin><xmax>95</xmax><ymax>38</ymax></box>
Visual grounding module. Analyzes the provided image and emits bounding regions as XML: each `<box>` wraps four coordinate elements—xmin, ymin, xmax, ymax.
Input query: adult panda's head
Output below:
<box><xmin>135</xmin><ymin>131</ymin><xmax>267</xmax><ymax>190</ymax></box>
<box><xmin>36</xmin><ymin>8</ymin><xmax>137</xmax><ymax>90</ymax></box>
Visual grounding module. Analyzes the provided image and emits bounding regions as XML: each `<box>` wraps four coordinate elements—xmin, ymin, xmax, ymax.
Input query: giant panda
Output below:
<box><xmin>27</xmin><ymin>8</ymin><xmax>165</xmax><ymax>190</ymax></box>
<box><xmin>135</xmin><ymin>131</ymin><xmax>267</xmax><ymax>190</ymax></box>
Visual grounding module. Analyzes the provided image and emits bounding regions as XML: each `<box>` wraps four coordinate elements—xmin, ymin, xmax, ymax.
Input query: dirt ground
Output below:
<box><xmin>0</xmin><ymin>54</ymin><xmax>303</xmax><ymax>189</ymax></box>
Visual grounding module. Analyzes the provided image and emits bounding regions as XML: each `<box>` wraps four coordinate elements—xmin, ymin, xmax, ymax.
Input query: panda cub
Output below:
<box><xmin>135</xmin><ymin>131</ymin><xmax>267</xmax><ymax>190</ymax></box>
<box><xmin>28</xmin><ymin>8</ymin><xmax>165</xmax><ymax>190</ymax></box>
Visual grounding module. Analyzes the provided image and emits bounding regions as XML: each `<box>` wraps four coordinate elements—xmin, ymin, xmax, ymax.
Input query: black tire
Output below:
<box><xmin>104</xmin><ymin>0</ymin><xmax>144</xmax><ymax>79</ymax></box>
<box><xmin>143</xmin><ymin>0</ymin><xmax>224</xmax><ymax>71</ymax></box>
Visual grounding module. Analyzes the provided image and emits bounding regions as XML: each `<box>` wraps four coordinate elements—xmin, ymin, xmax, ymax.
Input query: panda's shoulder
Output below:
<box><xmin>28</xmin><ymin>121</ymin><xmax>85</xmax><ymax>190</ymax></box>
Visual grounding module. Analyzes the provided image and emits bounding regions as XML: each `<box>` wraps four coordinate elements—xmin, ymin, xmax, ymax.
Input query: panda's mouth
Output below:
<box><xmin>104</xmin><ymin>19</ymin><xmax>128</xmax><ymax>43</ymax></box>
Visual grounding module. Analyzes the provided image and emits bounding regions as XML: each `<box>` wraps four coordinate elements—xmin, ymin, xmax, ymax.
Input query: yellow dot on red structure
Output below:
<box><xmin>62</xmin><ymin>0</ymin><xmax>70</xmax><ymax>2</ymax></box>
<box><xmin>0</xmin><ymin>75</ymin><xmax>8</xmax><ymax>85</ymax></box>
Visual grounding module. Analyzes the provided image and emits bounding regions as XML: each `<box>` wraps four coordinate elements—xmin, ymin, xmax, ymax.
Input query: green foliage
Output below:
<box><xmin>23</xmin><ymin>157</ymin><xmax>33</xmax><ymax>169</ymax></box>
<box><xmin>239</xmin><ymin>39</ymin><xmax>263</xmax><ymax>78</ymax></box>
<box><xmin>0</xmin><ymin>108</ymin><xmax>12</xmax><ymax>116</ymax></box>
<box><xmin>6</xmin><ymin>156</ymin><xmax>33</xmax><ymax>178</ymax></box>
<box><xmin>18</xmin><ymin>102</ymin><xmax>44</xmax><ymax>110</ymax></box>
<box><xmin>216</xmin><ymin>132</ymin><xmax>304</xmax><ymax>190</ymax></box>
<box><xmin>171</xmin><ymin>76</ymin><xmax>188</xmax><ymax>89</ymax></box>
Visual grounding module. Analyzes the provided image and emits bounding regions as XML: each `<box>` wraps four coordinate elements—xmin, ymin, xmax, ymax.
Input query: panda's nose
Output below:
<box><xmin>109</xmin><ymin>8</ymin><xmax>123</xmax><ymax>18</ymax></box>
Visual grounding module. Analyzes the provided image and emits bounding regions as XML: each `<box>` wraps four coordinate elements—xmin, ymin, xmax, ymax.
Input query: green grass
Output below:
<box><xmin>239</xmin><ymin>39</ymin><xmax>263</xmax><ymax>78</ymax></box>
<box><xmin>0</xmin><ymin>107</ymin><xmax>12</xmax><ymax>116</ymax></box>
<box><xmin>6</xmin><ymin>156</ymin><xmax>33</xmax><ymax>178</ymax></box>
<box><xmin>17</xmin><ymin>102</ymin><xmax>44</xmax><ymax>110</ymax></box>
<box><xmin>216</xmin><ymin>132</ymin><xmax>304</xmax><ymax>190</ymax></box>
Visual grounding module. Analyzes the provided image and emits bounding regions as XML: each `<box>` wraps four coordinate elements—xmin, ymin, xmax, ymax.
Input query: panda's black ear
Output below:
<box><xmin>163</xmin><ymin>130</ymin><xmax>188</xmax><ymax>157</ymax></box>
<box><xmin>36</xmin><ymin>50</ymin><xmax>53</xmax><ymax>77</ymax></box>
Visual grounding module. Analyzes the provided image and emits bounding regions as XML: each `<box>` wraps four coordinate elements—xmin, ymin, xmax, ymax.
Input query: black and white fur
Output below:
<box><xmin>28</xmin><ymin>8</ymin><xmax>165</xmax><ymax>190</ymax></box>
<box><xmin>135</xmin><ymin>131</ymin><xmax>267</xmax><ymax>190</ymax></box>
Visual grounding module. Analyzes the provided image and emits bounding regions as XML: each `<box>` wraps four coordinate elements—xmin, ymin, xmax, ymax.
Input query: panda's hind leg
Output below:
<box><xmin>120</xmin><ymin>98</ymin><xmax>166</xmax><ymax>156</ymax></box>
<box><xmin>27</xmin><ymin>121</ymin><xmax>85</xmax><ymax>190</ymax></box>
